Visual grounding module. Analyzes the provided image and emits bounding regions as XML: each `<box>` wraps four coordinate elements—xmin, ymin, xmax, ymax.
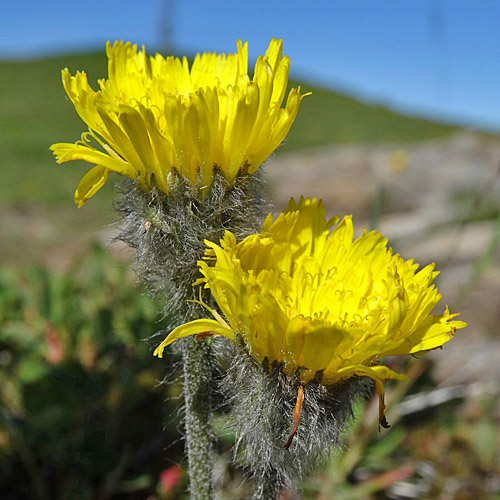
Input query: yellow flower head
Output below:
<box><xmin>50</xmin><ymin>39</ymin><xmax>306</xmax><ymax>206</ymax></box>
<box><xmin>154</xmin><ymin>197</ymin><xmax>466</xmax><ymax>424</ymax></box>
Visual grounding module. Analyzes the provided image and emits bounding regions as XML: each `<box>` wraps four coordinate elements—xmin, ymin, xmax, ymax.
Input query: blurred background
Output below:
<box><xmin>1</xmin><ymin>1</ymin><xmax>500</xmax><ymax>499</ymax></box>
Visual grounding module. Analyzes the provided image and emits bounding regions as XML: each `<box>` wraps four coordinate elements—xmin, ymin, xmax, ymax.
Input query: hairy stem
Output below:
<box><xmin>182</xmin><ymin>336</ymin><xmax>214</xmax><ymax>499</ymax></box>
<box><xmin>252</xmin><ymin>466</ymin><xmax>283</xmax><ymax>500</ymax></box>
<box><xmin>116</xmin><ymin>174</ymin><xmax>267</xmax><ymax>498</ymax></box>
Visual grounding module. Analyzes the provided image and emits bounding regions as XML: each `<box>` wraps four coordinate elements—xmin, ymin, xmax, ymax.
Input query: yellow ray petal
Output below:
<box><xmin>154</xmin><ymin>319</ymin><xmax>236</xmax><ymax>358</ymax></box>
<box><xmin>74</xmin><ymin>166</ymin><xmax>109</xmax><ymax>207</ymax></box>
<box><xmin>337</xmin><ymin>364</ymin><xmax>407</xmax><ymax>427</ymax></box>
<box><xmin>51</xmin><ymin>143</ymin><xmax>135</xmax><ymax>178</ymax></box>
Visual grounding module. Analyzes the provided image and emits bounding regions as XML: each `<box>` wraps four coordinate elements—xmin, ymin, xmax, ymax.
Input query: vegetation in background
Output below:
<box><xmin>0</xmin><ymin>246</ymin><xmax>186</xmax><ymax>500</ymax></box>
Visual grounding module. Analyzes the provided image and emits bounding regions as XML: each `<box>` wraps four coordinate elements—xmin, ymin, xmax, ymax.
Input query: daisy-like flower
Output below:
<box><xmin>155</xmin><ymin>197</ymin><xmax>466</xmax><ymax>428</ymax></box>
<box><xmin>50</xmin><ymin>39</ymin><xmax>306</xmax><ymax>206</ymax></box>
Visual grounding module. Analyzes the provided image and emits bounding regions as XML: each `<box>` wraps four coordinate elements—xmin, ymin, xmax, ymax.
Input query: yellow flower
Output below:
<box><xmin>50</xmin><ymin>39</ymin><xmax>306</xmax><ymax>207</ymax></box>
<box><xmin>154</xmin><ymin>197</ymin><xmax>466</xmax><ymax>424</ymax></box>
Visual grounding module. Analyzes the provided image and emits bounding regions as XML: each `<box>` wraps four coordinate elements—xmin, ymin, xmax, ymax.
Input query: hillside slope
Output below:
<box><xmin>0</xmin><ymin>50</ymin><xmax>464</xmax><ymax>206</ymax></box>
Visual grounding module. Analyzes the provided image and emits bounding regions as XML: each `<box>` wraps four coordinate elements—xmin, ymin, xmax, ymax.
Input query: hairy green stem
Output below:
<box><xmin>182</xmin><ymin>336</ymin><xmax>214</xmax><ymax>500</ymax></box>
<box><xmin>116</xmin><ymin>174</ymin><xmax>266</xmax><ymax>498</ymax></box>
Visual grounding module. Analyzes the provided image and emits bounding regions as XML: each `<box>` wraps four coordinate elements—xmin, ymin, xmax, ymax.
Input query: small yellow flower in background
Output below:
<box><xmin>388</xmin><ymin>149</ymin><xmax>409</xmax><ymax>172</ymax></box>
<box><xmin>154</xmin><ymin>197</ymin><xmax>466</xmax><ymax>425</ymax></box>
<box><xmin>50</xmin><ymin>39</ymin><xmax>307</xmax><ymax>207</ymax></box>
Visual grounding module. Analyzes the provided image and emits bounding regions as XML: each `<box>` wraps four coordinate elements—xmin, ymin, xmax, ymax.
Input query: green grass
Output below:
<box><xmin>0</xmin><ymin>50</ymin><xmax>467</xmax><ymax>207</ymax></box>
<box><xmin>0</xmin><ymin>52</ymin><xmax>112</xmax><ymax>209</ymax></box>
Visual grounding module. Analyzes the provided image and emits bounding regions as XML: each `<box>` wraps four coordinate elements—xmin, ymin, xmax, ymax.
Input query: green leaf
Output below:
<box><xmin>17</xmin><ymin>358</ymin><xmax>49</xmax><ymax>383</ymax></box>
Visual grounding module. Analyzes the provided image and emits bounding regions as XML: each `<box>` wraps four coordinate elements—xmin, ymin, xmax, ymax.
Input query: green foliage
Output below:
<box><xmin>0</xmin><ymin>246</ymin><xmax>185</xmax><ymax>500</ymax></box>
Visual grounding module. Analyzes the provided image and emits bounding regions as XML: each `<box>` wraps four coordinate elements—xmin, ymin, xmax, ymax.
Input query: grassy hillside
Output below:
<box><xmin>0</xmin><ymin>52</ymin><xmax>112</xmax><ymax>209</ymax></box>
<box><xmin>0</xmin><ymin>50</ymin><xmax>464</xmax><ymax>207</ymax></box>
<box><xmin>285</xmin><ymin>81</ymin><xmax>463</xmax><ymax>150</ymax></box>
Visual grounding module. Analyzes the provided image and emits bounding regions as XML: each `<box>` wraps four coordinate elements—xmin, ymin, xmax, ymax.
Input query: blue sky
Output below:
<box><xmin>3</xmin><ymin>0</ymin><xmax>500</xmax><ymax>130</ymax></box>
